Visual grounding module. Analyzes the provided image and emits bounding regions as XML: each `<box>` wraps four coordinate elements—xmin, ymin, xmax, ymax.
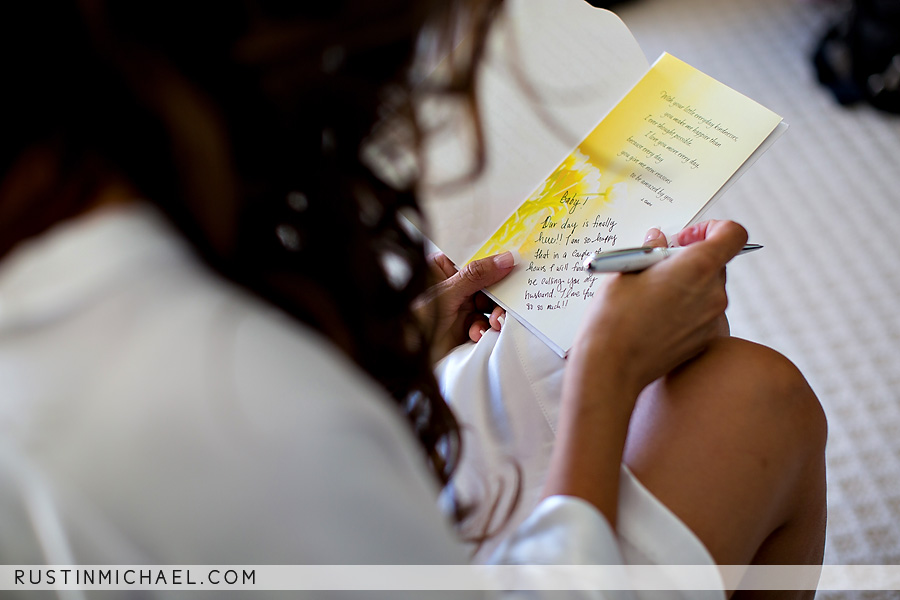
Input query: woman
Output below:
<box><xmin>0</xmin><ymin>0</ymin><xmax>825</xmax><ymax>597</ymax></box>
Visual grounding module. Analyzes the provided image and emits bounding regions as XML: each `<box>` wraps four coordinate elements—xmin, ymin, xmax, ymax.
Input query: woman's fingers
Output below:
<box><xmin>468</xmin><ymin>304</ymin><xmax>506</xmax><ymax>342</ymax></box>
<box><xmin>489</xmin><ymin>305</ymin><xmax>506</xmax><ymax>331</ymax></box>
<box><xmin>418</xmin><ymin>250</ymin><xmax>516</xmax><ymax>348</ymax></box>
<box><xmin>675</xmin><ymin>220</ymin><xmax>747</xmax><ymax>262</ymax></box>
<box><xmin>643</xmin><ymin>226</ymin><xmax>668</xmax><ymax>249</ymax></box>
<box><xmin>468</xmin><ymin>319</ymin><xmax>489</xmax><ymax>342</ymax></box>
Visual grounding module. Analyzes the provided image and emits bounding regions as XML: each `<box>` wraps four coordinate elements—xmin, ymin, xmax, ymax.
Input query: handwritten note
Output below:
<box><xmin>466</xmin><ymin>53</ymin><xmax>783</xmax><ymax>355</ymax></box>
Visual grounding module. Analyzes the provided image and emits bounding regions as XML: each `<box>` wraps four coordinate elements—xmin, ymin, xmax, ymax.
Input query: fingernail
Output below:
<box><xmin>644</xmin><ymin>227</ymin><xmax>662</xmax><ymax>244</ymax></box>
<box><xmin>478</xmin><ymin>328</ymin><xmax>487</xmax><ymax>339</ymax></box>
<box><xmin>497</xmin><ymin>314</ymin><xmax>505</xmax><ymax>329</ymax></box>
<box><xmin>494</xmin><ymin>251</ymin><xmax>516</xmax><ymax>269</ymax></box>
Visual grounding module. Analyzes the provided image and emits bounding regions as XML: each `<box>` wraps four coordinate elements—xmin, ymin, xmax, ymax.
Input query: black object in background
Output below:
<box><xmin>813</xmin><ymin>0</ymin><xmax>900</xmax><ymax>114</ymax></box>
<box><xmin>584</xmin><ymin>0</ymin><xmax>636</xmax><ymax>7</ymax></box>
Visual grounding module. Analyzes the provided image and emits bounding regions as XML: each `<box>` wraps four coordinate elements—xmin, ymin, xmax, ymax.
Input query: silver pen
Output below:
<box><xmin>584</xmin><ymin>244</ymin><xmax>763</xmax><ymax>273</ymax></box>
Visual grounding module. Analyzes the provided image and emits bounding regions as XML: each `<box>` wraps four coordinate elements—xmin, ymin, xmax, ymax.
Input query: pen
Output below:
<box><xmin>584</xmin><ymin>243</ymin><xmax>763</xmax><ymax>273</ymax></box>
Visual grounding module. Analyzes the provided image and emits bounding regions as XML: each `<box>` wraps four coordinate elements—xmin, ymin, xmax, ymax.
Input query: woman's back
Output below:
<box><xmin>0</xmin><ymin>203</ymin><xmax>464</xmax><ymax>568</ymax></box>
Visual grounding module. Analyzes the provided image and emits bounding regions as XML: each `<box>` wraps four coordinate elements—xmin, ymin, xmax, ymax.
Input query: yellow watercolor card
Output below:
<box><xmin>467</xmin><ymin>53</ymin><xmax>783</xmax><ymax>356</ymax></box>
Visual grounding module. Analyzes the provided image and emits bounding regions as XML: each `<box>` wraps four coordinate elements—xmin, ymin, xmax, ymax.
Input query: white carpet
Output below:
<box><xmin>611</xmin><ymin>0</ymin><xmax>900</xmax><ymax>597</ymax></box>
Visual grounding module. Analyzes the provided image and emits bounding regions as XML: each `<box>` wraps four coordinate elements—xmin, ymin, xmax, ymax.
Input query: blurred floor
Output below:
<box><xmin>612</xmin><ymin>0</ymin><xmax>900</xmax><ymax>597</ymax></box>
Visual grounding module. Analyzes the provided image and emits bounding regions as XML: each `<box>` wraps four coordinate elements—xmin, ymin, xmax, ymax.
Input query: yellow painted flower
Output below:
<box><xmin>469</xmin><ymin>148</ymin><xmax>614</xmax><ymax>262</ymax></box>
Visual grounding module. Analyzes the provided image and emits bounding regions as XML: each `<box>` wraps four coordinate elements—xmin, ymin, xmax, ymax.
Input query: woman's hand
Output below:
<box><xmin>646</xmin><ymin>223</ymin><xmax>732</xmax><ymax>337</ymax></box>
<box><xmin>572</xmin><ymin>219</ymin><xmax>747</xmax><ymax>401</ymax></box>
<box><xmin>544</xmin><ymin>219</ymin><xmax>747</xmax><ymax>523</ymax></box>
<box><xmin>414</xmin><ymin>251</ymin><xmax>515</xmax><ymax>361</ymax></box>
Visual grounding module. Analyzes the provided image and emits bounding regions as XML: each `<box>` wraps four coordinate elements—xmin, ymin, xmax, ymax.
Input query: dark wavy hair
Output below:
<box><xmin>0</xmin><ymin>0</ymin><xmax>502</xmax><ymax>513</ymax></box>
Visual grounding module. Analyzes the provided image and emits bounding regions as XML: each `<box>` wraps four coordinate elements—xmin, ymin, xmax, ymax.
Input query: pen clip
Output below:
<box><xmin>586</xmin><ymin>246</ymin><xmax>656</xmax><ymax>259</ymax></box>
<box><xmin>583</xmin><ymin>246</ymin><xmax>660</xmax><ymax>272</ymax></box>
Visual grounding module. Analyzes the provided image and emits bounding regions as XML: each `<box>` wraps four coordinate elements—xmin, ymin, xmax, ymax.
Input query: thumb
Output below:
<box><xmin>698</xmin><ymin>220</ymin><xmax>748</xmax><ymax>265</ymax></box>
<box><xmin>449</xmin><ymin>251</ymin><xmax>517</xmax><ymax>299</ymax></box>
